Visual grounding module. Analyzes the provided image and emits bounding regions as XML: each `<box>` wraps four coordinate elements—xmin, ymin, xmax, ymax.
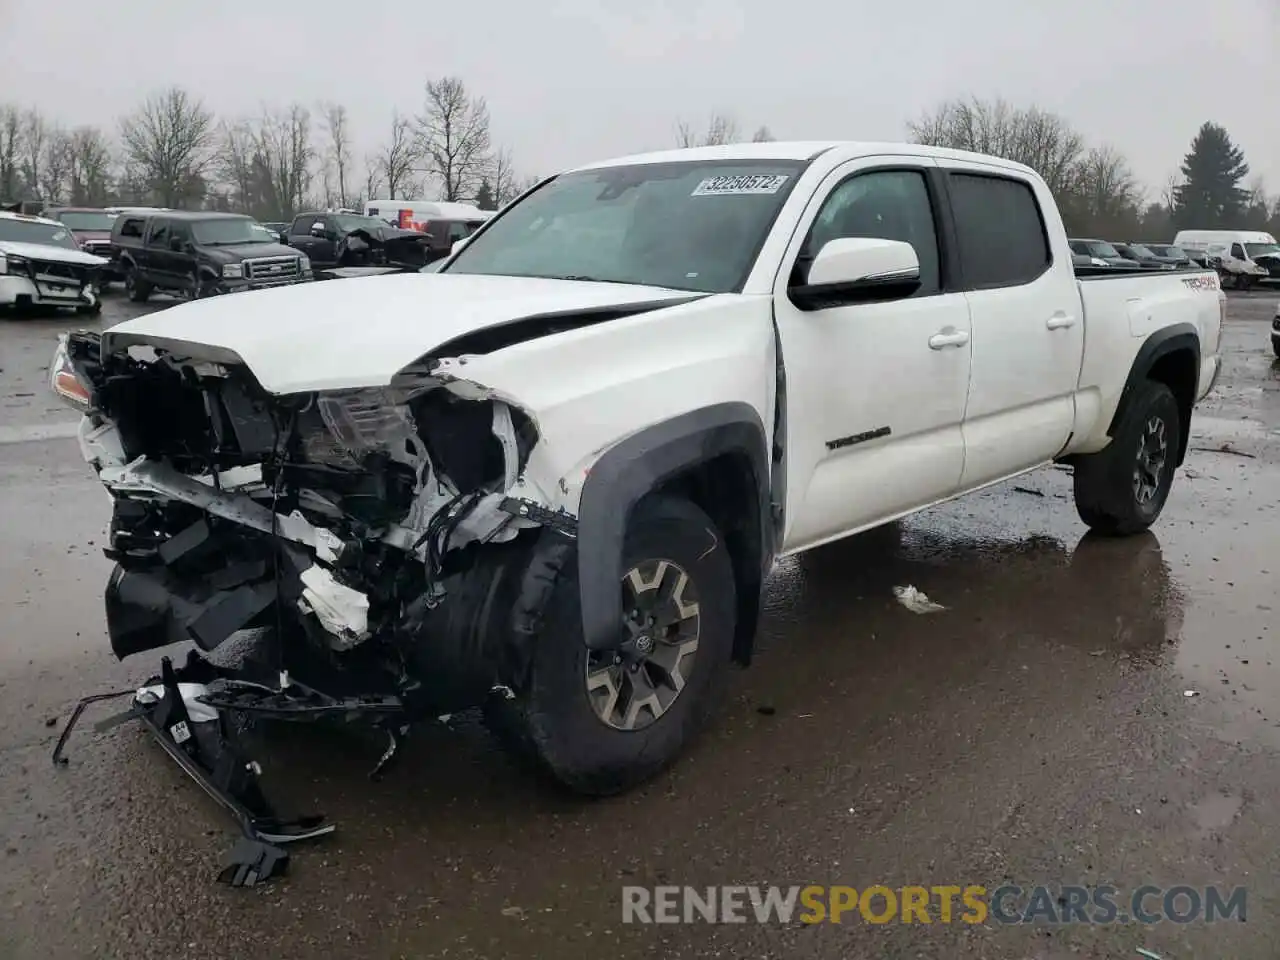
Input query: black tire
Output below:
<box><xmin>124</xmin><ymin>266</ymin><xmax>151</xmax><ymax>303</ymax></box>
<box><xmin>486</xmin><ymin>495</ymin><xmax>736</xmax><ymax>796</ymax></box>
<box><xmin>1271</xmin><ymin>337</ymin><xmax>1279</xmax><ymax>359</ymax></box>
<box><xmin>1073</xmin><ymin>379</ymin><xmax>1181</xmax><ymax>536</ymax></box>
<box><xmin>75</xmin><ymin>301</ymin><xmax>102</xmax><ymax>316</ymax></box>
<box><xmin>189</xmin><ymin>272</ymin><xmax>224</xmax><ymax>299</ymax></box>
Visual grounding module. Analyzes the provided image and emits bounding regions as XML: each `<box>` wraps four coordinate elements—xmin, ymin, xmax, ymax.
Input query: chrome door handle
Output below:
<box><xmin>928</xmin><ymin>329</ymin><xmax>970</xmax><ymax>349</ymax></box>
<box><xmin>1046</xmin><ymin>314</ymin><xmax>1076</xmax><ymax>329</ymax></box>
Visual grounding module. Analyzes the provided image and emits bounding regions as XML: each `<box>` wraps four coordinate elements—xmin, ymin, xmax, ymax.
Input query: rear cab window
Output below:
<box><xmin>945</xmin><ymin>172</ymin><xmax>1050</xmax><ymax>289</ymax></box>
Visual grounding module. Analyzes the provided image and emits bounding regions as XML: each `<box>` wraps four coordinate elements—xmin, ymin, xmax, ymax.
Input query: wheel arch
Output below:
<box><xmin>576</xmin><ymin>402</ymin><xmax>774</xmax><ymax>664</ymax></box>
<box><xmin>1109</xmin><ymin>323</ymin><xmax>1200</xmax><ymax>467</ymax></box>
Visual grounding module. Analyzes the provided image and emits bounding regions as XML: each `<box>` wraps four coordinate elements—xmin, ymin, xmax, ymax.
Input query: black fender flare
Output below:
<box><xmin>576</xmin><ymin>402</ymin><xmax>773</xmax><ymax>652</ymax></box>
<box><xmin>1108</xmin><ymin>323</ymin><xmax>1200</xmax><ymax>465</ymax></box>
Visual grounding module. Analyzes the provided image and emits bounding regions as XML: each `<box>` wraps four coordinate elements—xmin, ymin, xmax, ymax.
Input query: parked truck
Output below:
<box><xmin>51</xmin><ymin>141</ymin><xmax>1223</xmax><ymax>875</ymax></box>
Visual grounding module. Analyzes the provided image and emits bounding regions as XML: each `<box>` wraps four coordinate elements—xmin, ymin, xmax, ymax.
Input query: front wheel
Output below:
<box><xmin>486</xmin><ymin>495</ymin><xmax>737</xmax><ymax>796</ymax></box>
<box><xmin>1073</xmin><ymin>379</ymin><xmax>1181</xmax><ymax>536</ymax></box>
<box><xmin>124</xmin><ymin>267</ymin><xmax>151</xmax><ymax>303</ymax></box>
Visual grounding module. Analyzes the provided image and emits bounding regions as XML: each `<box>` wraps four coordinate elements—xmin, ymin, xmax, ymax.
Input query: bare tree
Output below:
<box><xmin>675</xmin><ymin>112</ymin><xmax>741</xmax><ymax>147</ymax></box>
<box><xmin>1159</xmin><ymin>173</ymin><xmax>1182</xmax><ymax>212</ymax></box>
<box><xmin>377</xmin><ymin>112</ymin><xmax>419</xmax><ymax>199</ymax></box>
<box><xmin>252</xmin><ymin>104</ymin><xmax>315</xmax><ymax>219</ymax></box>
<box><xmin>907</xmin><ymin>97</ymin><xmax>1084</xmax><ymax>197</ymax></box>
<box><xmin>361</xmin><ymin>155</ymin><xmax>382</xmax><ymax>204</ymax></box>
<box><xmin>1060</xmin><ymin>145</ymin><xmax>1143</xmax><ymax>235</ymax></box>
<box><xmin>21</xmin><ymin>109</ymin><xmax>46</xmax><ymax>198</ymax></box>
<box><xmin>489</xmin><ymin>145</ymin><xmax>519</xmax><ymax>206</ymax></box>
<box><xmin>321</xmin><ymin>102</ymin><xmax>352</xmax><ymax>208</ymax></box>
<box><xmin>0</xmin><ymin>105</ymin><xmax>25</xmax><ymax>200</ymax></box>
<box><xmin>416</xmin><ymin>76</ymin><xmax>492</xmax><ymax>201</ymax></box>
<box><xmin>215</xmin><ymin>120</ymin><xmax>258</xmax><ymax>213</ymax></box>
<box><xmin>751</xmin><ymin>125</ymin><xmax>775</xmax><ymax>143</ymax></box>
<box><xmin>119</xmin><ymin>87</ymin><xmax>216</xmax><ymax>206</ymax></box>
<box><xmin>39</xmin><ymin>129</ymin><xmax>72</xmax><ymax>204</ymax></box>
<box><xmin>66</xmin><ymin>126</ymin><xmax>114</xmax><ymax>205</ymax></box>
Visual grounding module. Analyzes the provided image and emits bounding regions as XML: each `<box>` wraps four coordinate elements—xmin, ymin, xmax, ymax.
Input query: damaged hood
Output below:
<box><xmin>103</xmin><ymin>272</ymin><xmax>704</xmax><ymax>395</ymax></box>
<box><xmin>0</xmin><ymin>239</ymin><xmax>109</xmax><ymax>266</ymax></box>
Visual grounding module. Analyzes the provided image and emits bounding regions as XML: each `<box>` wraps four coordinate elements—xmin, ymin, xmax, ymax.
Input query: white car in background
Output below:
<box><xmin>0</xmin><ymin>211</ymin><xmax>109</xmax><ymax>315</ymax></box>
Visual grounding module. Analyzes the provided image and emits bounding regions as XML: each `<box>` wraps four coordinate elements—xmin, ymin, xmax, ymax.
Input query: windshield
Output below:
<box><xmin>55</xmin><ymin>211</ymin><xmax>116</xmax><ymax>231</ymax></box>
<box><xmin>1085</xmin><ymin>241</ymin><xmax>1123</xmax><ymax>259</ymax></box>
<box><xmin>445</xmin><ymin>160</ymin><xmax>805</xmax><ymax>293</ymax></box>
<box><xmin>0</xmin><ymin>218</ymin><xmax>79</xmax><ymax>249</ymax></box>
<box><xmin>1126</xmin><ymin>244</ymin><xmax>1155</xmax><ymax>258</ymax></box>
<box><xmin>334</xmin><ymin>214</ymin><xmax>391</xmax><ymax>233</ymax></box>
<box><xmin>191</xmin><ymin>218</ymin><xmax>275</xmax><ymax>245</ymax></box>
<box><xmin>1244</xmin><ymin>242</ymin><xmax>1280</xmax><ymax>258</ymax></box>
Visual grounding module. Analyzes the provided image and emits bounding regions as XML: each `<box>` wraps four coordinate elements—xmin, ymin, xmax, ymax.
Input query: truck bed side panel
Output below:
<box><xmin>1066</xmin><ymin>271</ymin><xmax>1223</xmax><ymax>455</ymax></box>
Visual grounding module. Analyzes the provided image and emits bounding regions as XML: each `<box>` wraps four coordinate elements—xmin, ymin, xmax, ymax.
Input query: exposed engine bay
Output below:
<box><xmin>59</xmin><ymin>329</ymin><xmax>578</xmax><ymax>719</ymax></box>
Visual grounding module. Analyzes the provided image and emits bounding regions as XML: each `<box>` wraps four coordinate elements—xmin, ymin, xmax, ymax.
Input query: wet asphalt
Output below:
<box><xmin>1</xmin><ymin>288</ymin><xmax>1278</xmax><ymax>959</ymax></box>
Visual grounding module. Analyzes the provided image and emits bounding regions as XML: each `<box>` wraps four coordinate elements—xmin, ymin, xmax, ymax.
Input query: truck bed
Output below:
<box><xmin>1069</xmin><ymin>265</ymin><xmax>1223</xmax><ymax>455</ymax></box>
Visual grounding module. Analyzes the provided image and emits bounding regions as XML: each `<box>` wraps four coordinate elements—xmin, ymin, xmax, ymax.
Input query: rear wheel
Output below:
<box><xmin>486</xmin><ymin>495</ymin><xmax>736</xmax><ymax>796</ymax></box>
<box><xmin>1073</xmin><ymin>379</ymin><xmax>1181</xmax><ymax>536</ymax></box>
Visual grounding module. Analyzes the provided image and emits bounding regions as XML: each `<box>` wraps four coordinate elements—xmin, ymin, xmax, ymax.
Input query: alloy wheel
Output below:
<box><xmin>585</xmin><ymin>559</ymin><xmax>701</xmax><ymax>731</ymax></box>
<box><xmin>1133</xmin><ymin>415</ymin><xmax>1168</xmax><ymax>505</ymax></box>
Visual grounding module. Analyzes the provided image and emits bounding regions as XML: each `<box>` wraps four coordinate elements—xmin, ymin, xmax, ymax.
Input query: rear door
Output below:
<box><xmin>773</xmin><ymin>158</ymin><xmax>973</xmax><ymax>552</ymax></box>
<box><xmin>143</xmin><ymin>218</ymin><xmax>173</xmax><ymax>285</ymax></box>
<box><xmin>936</xmin><ymin>162</ymin><xmax>1085</xmax><ymax>488</ymax></box>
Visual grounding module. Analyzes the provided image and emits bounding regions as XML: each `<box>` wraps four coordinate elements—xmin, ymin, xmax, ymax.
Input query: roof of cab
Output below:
<box><xmin>0</xmin><ymin>210</ymin><xmax>64</xmax><ymax>227</ymax></box>
<box><xmin>117</xmin><ymin>210</ymin><xmax>252</xmax><ymax>221</ymax></box>
<box><xmin>568</xmin><ymin>141</ymin><xmax>1040</xmax><ymax>177</ymax></box>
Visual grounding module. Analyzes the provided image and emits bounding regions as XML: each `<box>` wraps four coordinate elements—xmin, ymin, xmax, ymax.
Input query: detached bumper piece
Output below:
<box><xmin>52</xmin><ymin>654</ymin><xmax>346</xmax><ymax>887</ymax></box>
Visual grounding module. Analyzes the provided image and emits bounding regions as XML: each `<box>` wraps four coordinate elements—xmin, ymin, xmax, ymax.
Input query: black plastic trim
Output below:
<box><xmin>1109</xmin><ymin>323</ymin><xmax>1200</xmax><ymax>465</ymax></box>
<box><xmin>575</xmin><ymin>402</ymin><xmax>772</xmax><ymax>651</ymax></box>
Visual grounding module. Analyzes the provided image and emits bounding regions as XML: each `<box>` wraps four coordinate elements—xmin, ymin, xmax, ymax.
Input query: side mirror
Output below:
<box><xmin>310</xmin><ymin>221</ymin><xmax>326</xmax><ymax>237</ymax></box>
<box><xmin>451</xmin><ymin>236</ymin><xmax>471</xmax><ymax>255</ymax></box>
<box><xmin>790</xmin><ymin>237</ymin><xmax>921</xmax><ymax>310</ymax></box>
<box><xmin>168</xmin><ymin>236</ymin><xmax>184</xmax><ymax>251</ymax></box>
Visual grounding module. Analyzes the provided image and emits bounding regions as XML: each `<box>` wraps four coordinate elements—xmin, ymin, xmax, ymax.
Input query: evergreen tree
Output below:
<box><xmin>1172</xmin><ymin>122</ymin><xmax>1249</xmax><ymax>227</ymax></box>
<box><xmin>474</xmin><ymin>178</ymin><xmax>494</xmax><ymax>210</ymax></box>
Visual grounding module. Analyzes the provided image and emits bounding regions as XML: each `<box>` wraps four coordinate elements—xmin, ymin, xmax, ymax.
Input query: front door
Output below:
<box><xmin>773</xmin><ymin>159</ymin><xmax>973</xmax><ymax>553</ymax></box>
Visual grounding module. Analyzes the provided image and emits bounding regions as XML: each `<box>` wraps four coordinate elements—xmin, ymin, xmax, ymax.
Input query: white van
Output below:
<box><xmin>1173</xmin><ymin>229</ymin><xmax>1280</xmax><ymax>287</ymax></box>
<box><xmin>362</xmin><ymin>200</ymin><xmax>489</xmax><ymax>231</ymax></box>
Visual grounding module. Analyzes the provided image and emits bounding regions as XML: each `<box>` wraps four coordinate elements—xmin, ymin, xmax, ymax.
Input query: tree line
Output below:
<box><xmin>0</xmin><ymin>77</ymin><xmax>536</xmax><ymax>221</ymax></box>
<box><xmin>2</xmin><ymin>85</ymin><xmax>1272</xmax><ymax>241</ymax></box>
<box><xmin>678</xmin><ymin>101</ymin><xmax>1272</xmax><ymax>240</ymax></box>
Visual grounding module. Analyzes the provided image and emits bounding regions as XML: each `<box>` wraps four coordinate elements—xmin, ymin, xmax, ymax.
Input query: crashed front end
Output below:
<box><xmin>52</xmin><ymin>329</ymin><xmax>575</xmax><ymax>719</ymax></box>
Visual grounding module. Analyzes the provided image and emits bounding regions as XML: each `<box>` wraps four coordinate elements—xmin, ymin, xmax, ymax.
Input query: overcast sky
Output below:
<box><xmin>1</xmin><ymin>0</ymin><xmax>1274</xmax><ymax>199</ymax></box>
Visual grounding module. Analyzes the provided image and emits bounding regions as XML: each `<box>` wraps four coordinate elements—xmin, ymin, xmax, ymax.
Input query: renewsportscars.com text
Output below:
<box><xmin>622</xmin><ymin>884</ymin><xmax>1247</xmax><ymax>925</ymax></box>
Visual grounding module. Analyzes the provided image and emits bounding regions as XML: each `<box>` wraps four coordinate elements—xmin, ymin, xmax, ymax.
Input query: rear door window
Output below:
<box><xmin>946</xmin><ymin>172</ymin><xmax>1051</xmax><ymax>289</ymax></box>
<box><xmin>118</xmin><ymin>217</ymin><xmax>145</xmax><ymax>238</ymax></box>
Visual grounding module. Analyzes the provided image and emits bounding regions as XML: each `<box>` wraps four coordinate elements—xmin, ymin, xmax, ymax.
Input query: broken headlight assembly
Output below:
<box><xmin>0</xmin><ymin>252</ymin><xmax>29</xmax><ymax>274</ymax></box>
<box><xmin>315</xmin><ymin>388</ymin><xmax>424</xmax><ymax>463</ymax></box>
<box><xmin>49</xmin><ymin>334</ymin><xmax>92</xmax><ymax>409</ymax></box>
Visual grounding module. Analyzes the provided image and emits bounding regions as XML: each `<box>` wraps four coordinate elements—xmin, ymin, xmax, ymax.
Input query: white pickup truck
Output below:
<box><xmin>54</xmin><ymin>141</ymin><xmax>1224</xmax><ymax>799</ymax></box>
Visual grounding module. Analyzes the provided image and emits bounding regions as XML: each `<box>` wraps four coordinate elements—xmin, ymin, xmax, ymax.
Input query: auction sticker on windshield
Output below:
<box><xmin>692</xmin><ymin>174</ymin><xmax>790</xmax><ymax>196</ymax></box>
